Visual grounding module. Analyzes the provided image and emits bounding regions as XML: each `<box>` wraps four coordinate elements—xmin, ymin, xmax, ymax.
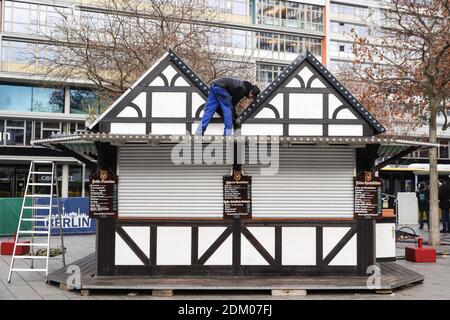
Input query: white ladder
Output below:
<box><xmin>7</xmin><ymin>160</ymin><xmax>66</xmax><ymax>283</ymax></box>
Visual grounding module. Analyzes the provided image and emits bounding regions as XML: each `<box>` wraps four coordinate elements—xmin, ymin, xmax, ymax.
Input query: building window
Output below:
<box><xmin>205</xmin><ymin>0</ymin><xmax>251</xmax><ymax>16</ymax></box>
<box><xmin>330</xmin><ymin>21</ymin><xmax>369</xmax><ymax>36</ymax></box>
<box><xmin>70</xmin><ymin>88</ymin><xmax>103</xmax><ymax>115</ymax></box>
<box><xmin>255</xmin><ymin>32</ymin><xmax>322</xmax><ymax>56</ymax></box>
<box><xmin>0</xmin><ymin>83</ymin><xmax>64</xmax><ymax>113</ymax></box>
<box><xmin>257</xmin><ymin>0</ymin><xmax>324</xmax><ymax>32</ymax></box>
<box><xmin>256</xmin><ymin>63</ymin><xmax>286</xmax><ymax>85</ymax></box>
<box><xmin>4</xmin><ymin>120</ymin><xmax>26</xmax><ymax>146</ymax></box>
<box><xmin>330</xmin><ymin>3</ymin><xmax>368</xmax><ymax>19</ymax></box>
<box><xmin>3</xmin><ymin>1</ymin><xmax>66</xmax><ymax>35</ymax></box>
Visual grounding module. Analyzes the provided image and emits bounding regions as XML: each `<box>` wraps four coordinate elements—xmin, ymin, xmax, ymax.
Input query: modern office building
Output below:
<box><xmin>0</xmin><ymin>0</ymin><xmax>446</xmax><ymax>199</ymax></box>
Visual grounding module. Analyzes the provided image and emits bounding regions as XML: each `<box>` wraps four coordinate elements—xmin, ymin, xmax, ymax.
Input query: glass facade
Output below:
<box><xmin>214</xmin><ymin>29</ymin><xmax>322</xmax><ymax>56</ymax></box>
<box><xmin>256</xmin><ymin>63</ymin><xmax>286</xmax><ymax>84</ymax></box>
<box><xmin>257</xmin><ymin>0</ymin><xmax>324</xmax><ymax>32</ymax></box>
<box><xmin>0</xmin><ymin>83</ymin><xmax>64</xmax><ymax>113</ymax></box>
<box><xmin>70</xmin><ymin>88</ymin><xmax>102</xmax><ymax>115</ymax></box>
<box><xmin>330</xmin><ymin>21</ymin><xmax>369</xmax><ymax>36</ymax></box>
<box><xmin>3</xmin><ymin>1</ymin><xmax>65</xmax><ymax>35</ymax></box>
<box><xmin>205</xmin><ymin>0</ymin><xmax>252</xmax><ymax>16</ymax></box>
<box><xmin>330</xmin><ymin>3</ymin><xmax>368</xmax><ymax>19</ymax></box>
<box><xmin>0</xmin><ymin>118</ymin><xmax>84</xmax><ymax>146</ymax></box>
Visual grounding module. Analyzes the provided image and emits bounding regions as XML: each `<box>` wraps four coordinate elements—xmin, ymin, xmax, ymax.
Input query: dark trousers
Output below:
<box><xmin>418</xmin><ymin>205</ymin><xmax>429</xmax><ymax>228</ymax></box>
<box><xmin>442</xmin><ymin>208</ymin><xmax>450</xmax><ymax>231</ymax></box>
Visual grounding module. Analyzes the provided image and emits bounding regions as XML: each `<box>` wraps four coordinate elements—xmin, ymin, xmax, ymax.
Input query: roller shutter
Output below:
<box><xmin>244</xmin><ymin>146</ymin><xmax>355</xmax><ymax>218</ymax></box>
<box><xmin>118</xmin><ymin>144</ymin><xmax>231</xmax><ymax>218</ymax></box>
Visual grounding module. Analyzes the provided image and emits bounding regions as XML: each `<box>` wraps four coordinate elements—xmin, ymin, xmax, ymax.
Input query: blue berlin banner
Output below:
<box><xmin>34</xmin><ymin>197</ymin><xmax>96</xmax><ymax>235</ymax></box>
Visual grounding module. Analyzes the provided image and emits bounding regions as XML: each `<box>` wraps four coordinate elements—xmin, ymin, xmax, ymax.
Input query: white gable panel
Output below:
<box><xmin>174</xmin><ymin>76</ymin><xmax>190</xmax><ymax>87</ymax></box>
<box><xmin>310</xmin><ymin>77</ymin><xmax>326</xmax><ymax>88</ymax></box>
<box><xmin>298</xmin><ymin>66</ymin><xmax>314</xmax><ymax>84</ymax></box>
<box><xmin>152</xmin><ymin>92</ymin><xmax>186</xmax><ymax>117</ymax></box>
<box><xmin>111</xmin><ymin>123</ymin><xmax>146</xmax><ymax>134</ymax></box>
<box><xmin>289</xmin><ymin>124</ymin><xmax>323</xmax><ymax>136</ymax></box>
<box><xmin>268</xmin><ymin>93</ymin><xmax>283</xmax><ymax>115</ymax></box>
<box><xmin>329</xmin><ymin>125</ymin><xmax>363</xmax><ymax>136</ymax></box>
<box><xmin>161</xmin><ymin>64</ymin><xmax>178</xmax><ymax>84</ymax></box>
<box><xmin>241</xmin><ymin>124</ymin><xmax>283</xmax><ymax>136</ymax></box>
<box><xmin>289</xmin><ymin>93</ymin><xmax>323</xmax><ymax>119</ymax></box>
<box><xmin>286</xmin><ymin>77</ymin><xmax>302</xmax><ymax>88</ymax></box>
<box><xmin>335</xmin><ymin>108</ymin><xmax>357</xmax><ymax>119</ymax></box>
<box><xmin>328</xmin><ymin>93</ymin><xmax>343</xmax><ymax>118</ymax></box>
<box><xmin>255</xmin><ymin>107</ymin><xmax>277</xmax><ymax>118</ymax></box>
<box><xmin>192</xmin><ymin>92</ymin><xmax>206</xmax><ymax>117</ymax></box>
<box><xmin>117</xmin><ymin>106</ymin><xmax>139</xmax><ymax>117</ymax></box>
<box><xmin>151</xmin><ymin>123</ymin><xmax>186</xmax><ymax>135</ymax></box>
<box><xmin>132</xmin><ymin>92</ymin><xmax>146</xmax><ymax>117</ymax></box>
<box><xmin>148</xmin><ymin>76</ymin><xmax>165</xmax><ymax>86</ymax></box>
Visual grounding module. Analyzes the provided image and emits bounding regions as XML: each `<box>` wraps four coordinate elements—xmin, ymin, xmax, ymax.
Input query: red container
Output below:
<box><xmin>405</xmin><ymin>237</ymin><xmax>436</xmax><ymax>263</ymax></box>
<box><xmin>0</xmin><ymin>236</ymin><xmax>30</xmax><ymax>256</ymax></box>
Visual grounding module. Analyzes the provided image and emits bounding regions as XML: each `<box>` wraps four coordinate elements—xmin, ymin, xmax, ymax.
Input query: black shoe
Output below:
<box><xmin>419</xmin><ymin>226</ymin><xmax>423</xmax><ymax>230</ymax></box>
<box><xmin>441</xmin><ymin>229</ymin><xmax>446</xmax><ymax>233</ymax></box>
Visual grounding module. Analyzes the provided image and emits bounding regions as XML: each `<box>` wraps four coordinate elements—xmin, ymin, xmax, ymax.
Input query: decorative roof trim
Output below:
<box><xmin>236</xmin><ymin>50</ymin><xmax>386</xmax><ymax>134</ymax></box>
<box><xmin>32</xmin><ymin>132</ymin><xmax>438</xmax><ymax>148</ymax></box>
<box><xmin>88</xmin><ymin>49</ymin><xmax>210</xmax><ymax>130</ymax></box>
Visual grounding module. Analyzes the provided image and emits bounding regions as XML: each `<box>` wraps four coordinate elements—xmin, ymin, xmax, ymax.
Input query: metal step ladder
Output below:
<box><xmin>7</xmin><ymin>160</ymin><xmax>66</xmax><ymax>283</ymax></box>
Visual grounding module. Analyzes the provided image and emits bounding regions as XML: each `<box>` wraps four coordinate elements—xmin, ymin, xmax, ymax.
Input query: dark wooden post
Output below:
<box><xmin>95</xmin><ymin>141</ymin><xmax>117</xmax><ymax>276</ymax></box>
<box><xmin>355</xmin><ymin>144</ymin><xmax>379</xmax><ymax>275</ymax></box>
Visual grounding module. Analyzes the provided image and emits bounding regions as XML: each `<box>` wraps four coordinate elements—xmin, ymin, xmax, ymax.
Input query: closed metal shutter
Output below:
<box><xmin>118</xmin><ymin>144</ymin><xmax>231</xmax><ymax>218</ymax></box>
<box><xmin>244</xmin><ymin>146</ymin><xmax>355</xmax><ymax>218</ymax></box>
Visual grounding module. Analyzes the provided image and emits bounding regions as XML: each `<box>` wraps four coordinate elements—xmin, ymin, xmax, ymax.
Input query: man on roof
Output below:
<box><xmin>196</xmin><ymin>78</ymin><xmax>260</xmax><ymax>136</ymax></box>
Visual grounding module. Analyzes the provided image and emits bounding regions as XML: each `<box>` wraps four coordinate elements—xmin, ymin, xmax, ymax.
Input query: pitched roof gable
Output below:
<box><xmin>236</xmin><ymin>51</ymin><xmax>385</xmax><ymax>135</ymax></box>
<box><xmin>89</xmin><ymin>49</ymin><xmax>210</xmax><ymax>133</ymax></box>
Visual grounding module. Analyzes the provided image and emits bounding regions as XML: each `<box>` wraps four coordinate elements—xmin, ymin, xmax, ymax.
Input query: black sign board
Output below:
<box><xmin>354</xmin><ymin>170</ymin><xmax>382</xmax><ymax>218</ymax></box>
<box><xmin>89</xmin><ymin>168</ymin><xmax>118</xmax><ymax>219</ymax></box>
<box><xmin>223</xmin><ymin>171</ymin><xmax>252</xmax><ymax>219</ymax></box>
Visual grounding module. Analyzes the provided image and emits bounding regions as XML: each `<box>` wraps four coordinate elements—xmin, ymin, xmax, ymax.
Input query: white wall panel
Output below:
<box><xmin>328</xmin><ymin>125</ymin><xmax>363</xmax><ymax>136</ymax></box>
<box><xmin>157</xmin><ymin>227</ymin><xmax>191</xmax><ymax>265</ymax></box>
<box><xmin>122</xmin><ymin>226</ymin><xmax>150</xmax><ymax>258</ymax></box>
<box><xmin>110</xmin><ymin>123</ymin><xmax>146</xmax><ymax>134</ymax></box>
<box><xmin>282</xmin><ymin>227</ymin><xmax>316</xmax><ymax>265</ymax></box>
<box><xmin>241</xmin><ymin>124</ymin><xmax>283</xmax><ymax>136</ymax></box>
<box><xmin>289</xmin><ymin>124</ymin><xmax>323</xmax><ymax>136</ymax></box>
<box><xmin>115</xmin><ymin>232</ymin><xmax>144</xmax><ymax>265</ymax></box>
<box><xmin>151</xmin><ymin>123</ymin><xmax>186</xmax><ymax>135</ymax></box>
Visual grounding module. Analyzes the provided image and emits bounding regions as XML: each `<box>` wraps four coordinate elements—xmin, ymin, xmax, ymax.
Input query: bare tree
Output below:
<box><xmin>38</xmin><ymin>0</ymin><xmax>254</xmax><ymax>107</ymax></box>
<box><xmin>346</xmin><ymin>0</ymin><xmax>449</xmax><ymax>245</ymax></box>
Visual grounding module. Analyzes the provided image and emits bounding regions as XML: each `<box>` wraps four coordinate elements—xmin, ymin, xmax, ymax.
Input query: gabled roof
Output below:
<box><xmin>236</xmin><ymin>51</ymin><xmax>386</xmax><ymax>134</ymax></box>
<box><xmin>88</xmin><ymin>49</ymin><xmax>210</xmax><ymax>131</ymax></box>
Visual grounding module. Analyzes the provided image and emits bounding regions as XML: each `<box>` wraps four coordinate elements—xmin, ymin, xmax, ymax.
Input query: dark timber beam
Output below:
<box><xmin>373</xmin><ymin>146</ymin><xmax>419</xmax><ymax>172</ymax></box>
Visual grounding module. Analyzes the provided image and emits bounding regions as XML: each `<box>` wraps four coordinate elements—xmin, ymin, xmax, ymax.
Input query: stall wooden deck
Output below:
<box><xmin>47</xmin><ymin>253</ymin><xmax>424</xmax><ymax>295</ymax></box>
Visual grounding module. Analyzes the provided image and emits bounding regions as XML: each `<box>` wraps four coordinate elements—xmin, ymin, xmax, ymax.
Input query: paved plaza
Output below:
<box><xmin>0</xmin><ymin>232</ymin><xmax>449</xmax><ymax>300</ymax></box>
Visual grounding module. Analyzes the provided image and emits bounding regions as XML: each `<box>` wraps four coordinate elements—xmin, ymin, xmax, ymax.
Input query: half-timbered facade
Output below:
<box><xmin>54</xmin><ymin>50</ymin><xmax>396</xmax><ymax>277</ymax></box>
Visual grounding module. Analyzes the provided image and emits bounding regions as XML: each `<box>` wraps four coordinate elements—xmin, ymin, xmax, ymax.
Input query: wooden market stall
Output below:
<box><xmin>33</xmin><ymin>50</ymin><xmax>429</xmax><ymax>291</ymax></box>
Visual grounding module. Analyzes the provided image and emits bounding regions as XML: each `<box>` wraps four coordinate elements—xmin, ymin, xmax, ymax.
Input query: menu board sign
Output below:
<box><xmin>354</xmin><ymin>170</ymin><xmax>382</xmax><ymax>218</ymax></box>
<box><xmin>89</xmin><ymin>168</ymin><xmax>118</xmax><ymax>219</ymax></box>
<box><xmin>223</xmin><ymin>171</ymin><xmax>252</xmax><ymax>219</ymax></box>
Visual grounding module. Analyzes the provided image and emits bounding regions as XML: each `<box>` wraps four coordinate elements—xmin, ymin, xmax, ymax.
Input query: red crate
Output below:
<box><xmin>405</xmin><ymin>237</ymin><xmax>436</xmax><ymax>263</ymax></box>
<box><xmin>1</xmin><ymin>238</ymin><xmax>30</xmax><ymax>256</ymax></box>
